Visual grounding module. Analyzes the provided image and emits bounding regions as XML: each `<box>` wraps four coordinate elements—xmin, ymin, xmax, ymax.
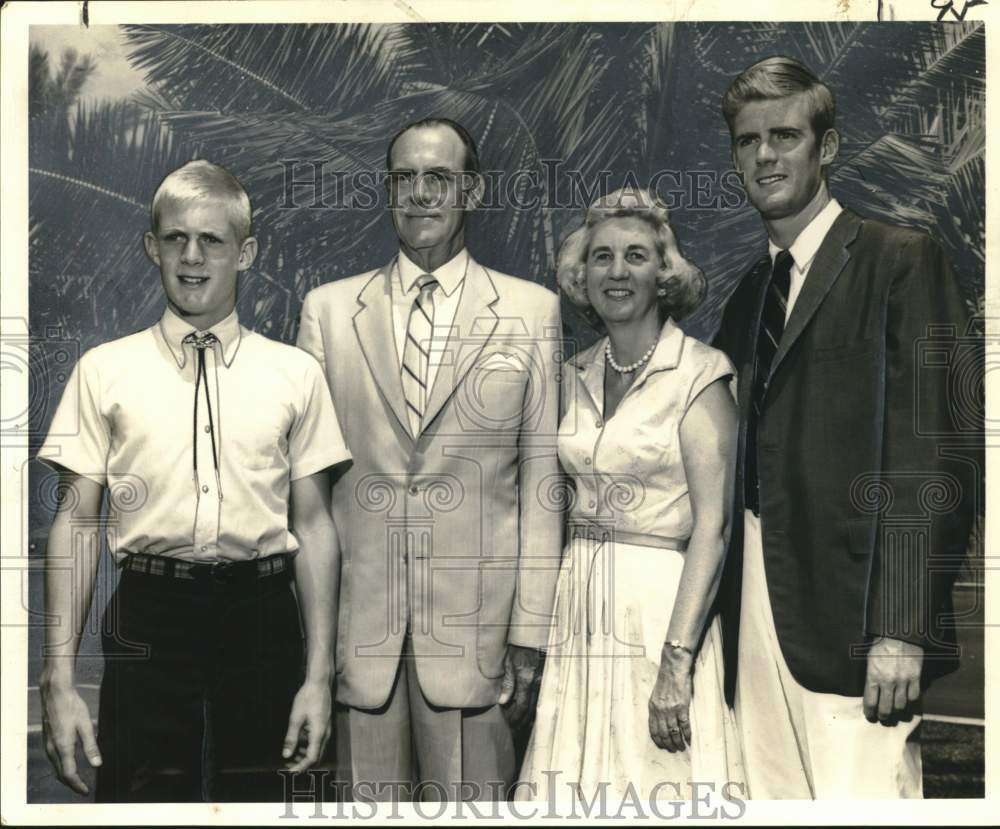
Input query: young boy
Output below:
<box><xmin>37</xmin><ymin>160</ymin><xmax>350</xmax><ymax>802</ymax></box>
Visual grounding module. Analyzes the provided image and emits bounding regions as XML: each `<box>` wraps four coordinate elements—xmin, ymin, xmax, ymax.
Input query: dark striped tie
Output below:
<box><xmin>401</xmin><ymin>274</ymin><xmax>438</xmax><ymax>436</ymax></box>
<box><xmin>745</xmin><ymin>250</ymin><xmax>793</xmax><ymax>515</ymax></box>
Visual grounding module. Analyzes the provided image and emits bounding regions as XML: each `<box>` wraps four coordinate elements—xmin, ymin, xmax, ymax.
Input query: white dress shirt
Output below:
<box><xmin>391</xmin><ymin>248</ymin><xmax>469</xmax><ymax>401</ymax></box>
<box><xmin>768</xmin><ymin>198</ymin><xmax>843</xmax><ymax>321</ymax></box>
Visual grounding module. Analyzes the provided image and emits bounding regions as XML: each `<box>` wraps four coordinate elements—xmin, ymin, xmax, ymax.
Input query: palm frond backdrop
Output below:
<box><xmin>29</xmin><ymin>21</ymin><xmax>985</xmax><ymax>432</ymax></box>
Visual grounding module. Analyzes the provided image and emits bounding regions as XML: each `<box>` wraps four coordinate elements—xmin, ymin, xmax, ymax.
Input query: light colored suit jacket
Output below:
<box><xmin>297</xmin><ymin>256</ymin><xmax>563</xmax><ymax>709</ymax></box>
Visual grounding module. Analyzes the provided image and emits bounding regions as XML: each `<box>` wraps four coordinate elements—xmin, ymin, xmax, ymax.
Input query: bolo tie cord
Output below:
<box><xmin>185</xmin><ymin>333</ymin><xmax>224</xmax><ymax>502</ymax></box>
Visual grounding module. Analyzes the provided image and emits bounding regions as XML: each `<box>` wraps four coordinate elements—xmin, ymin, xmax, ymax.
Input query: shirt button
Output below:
<box><xmin>595</xmin><ymin>419</ymin><xmax>603</xmax><ymax>428</ymax></box>
<box><xmin>204</xmin><ymin>424</ymin><xmax>211</xmax><ymax>433</ymax></box>
<box><xmin>588</xmin><ymin>500</ymin><xmax>596</xmax><ymax>509</ymax></box>
<box><xmin>409</xmin><ymin>485</ymin><xmax>419</xmax><ymax>496</ymax></box>
<box><xmin>202</xmin><ymin>485</ymin><xmax>209</xmax><ymax>493</ymax></box>
<box><xmin>584</xmin><ymin>457</ymin><xmax>592</xmax><ymax>465</ymax></box>
<box><xmin>200</xmin><ymin>545</ymin><xmax>208</xmax><ymax>552</ymax></box>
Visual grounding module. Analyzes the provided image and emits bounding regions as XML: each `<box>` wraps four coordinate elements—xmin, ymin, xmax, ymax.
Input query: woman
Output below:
<box><xmin>516</xmin><ymin>189</ymin><xmax>743</xmax><ymax>802</ymax></box>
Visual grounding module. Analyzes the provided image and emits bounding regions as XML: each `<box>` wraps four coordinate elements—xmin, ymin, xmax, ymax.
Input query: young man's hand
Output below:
<box><xmin>863</xmin><ymin>636</ymin><xmax>924</xmax><ymax>723</ymax></box>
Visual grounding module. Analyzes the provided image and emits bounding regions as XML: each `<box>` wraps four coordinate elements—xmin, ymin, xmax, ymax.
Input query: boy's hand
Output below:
<box><xmin>282</xmin><ymin>679</ymin><xmax>332</xmax><ymax>772</ymax></box>
<box><xmin>40</xmin><ymin>681</ymin><xmax>102</xmax><ymax>795</ymax></box>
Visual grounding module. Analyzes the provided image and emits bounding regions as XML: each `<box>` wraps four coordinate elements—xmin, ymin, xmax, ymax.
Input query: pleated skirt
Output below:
<box><xmin>516</xmin><ymin>535</ymin><xmax>744</xmax><ymax>803</ymax></box>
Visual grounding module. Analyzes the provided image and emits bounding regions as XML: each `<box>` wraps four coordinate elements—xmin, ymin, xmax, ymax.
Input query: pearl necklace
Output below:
<box><xmin>605</xmin><ymin>339</ymin><xmax>657</xmax><ymax>374</ymax></box>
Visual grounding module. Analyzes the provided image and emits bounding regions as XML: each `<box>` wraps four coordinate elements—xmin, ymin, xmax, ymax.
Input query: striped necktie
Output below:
<box><xmin>401</xmin><ymin>273</ymin><xmax>438</xmax><ymax>436</ymax></box>
<box><xmin>745</xmin><ymin>249</ymin><xmax>793</xmax><ymax>515</ymax></box>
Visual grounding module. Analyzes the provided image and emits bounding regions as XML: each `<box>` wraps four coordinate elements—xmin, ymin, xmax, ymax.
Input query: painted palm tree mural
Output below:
<box><xmin>28</xmin><ymin>20</ymin><xmax>985</xmax><ymax>536</ymax></box>
<box><xmin>30</xmin><ymin>22</ymin><xmax>984</xmax><ymax>353</ymax></box>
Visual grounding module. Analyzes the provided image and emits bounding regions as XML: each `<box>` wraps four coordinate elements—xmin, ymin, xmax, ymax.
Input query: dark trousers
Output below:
<box><xmin>94</xmin><ymin>566</ymin><xmax>304</xmax><ymax>803</ymax></box>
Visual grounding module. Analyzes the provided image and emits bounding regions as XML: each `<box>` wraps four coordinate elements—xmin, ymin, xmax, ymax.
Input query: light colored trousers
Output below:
<box><xmin>334</xmin><ymin>637</ymin><xmax>515</xmax><ymax>802</ymax></box>
<box><xmin>736</xmin><ymin>510</ymin><xmax>922</xmax><ymax>799</ymax></box>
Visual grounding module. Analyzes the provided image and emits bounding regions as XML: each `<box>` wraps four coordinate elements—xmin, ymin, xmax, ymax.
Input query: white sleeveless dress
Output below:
<box><xmin>516</xmin><ymin>319</ymin><xmax>745</xmax><ymax>803</ymax></box>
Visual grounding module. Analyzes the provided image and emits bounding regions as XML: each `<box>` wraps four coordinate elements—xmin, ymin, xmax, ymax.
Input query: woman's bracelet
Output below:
<box><xmin>663</xmin><ymin>639</ymin><xmax>693</xmax><ymax>657</ymax></box>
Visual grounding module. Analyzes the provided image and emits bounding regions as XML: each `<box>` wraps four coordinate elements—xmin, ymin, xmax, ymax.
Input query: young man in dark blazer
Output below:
<box><xmin>712</xmin><ymin>56</ymin><xmax>979</xmax><ymax>798</ymax></box>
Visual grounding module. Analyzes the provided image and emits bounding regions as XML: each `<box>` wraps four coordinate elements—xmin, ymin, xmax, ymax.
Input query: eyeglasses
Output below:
<box><xmin>386</xmin><ymin>170</ymin><xmax>477</xmax><ymax>195</ymax></box>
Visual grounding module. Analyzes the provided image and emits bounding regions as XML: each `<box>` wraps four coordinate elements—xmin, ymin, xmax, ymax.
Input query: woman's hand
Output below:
<box><xmin>648</xmin><ymin>647</ymin><xmax>694</xmax><ymax>753</ymax></box>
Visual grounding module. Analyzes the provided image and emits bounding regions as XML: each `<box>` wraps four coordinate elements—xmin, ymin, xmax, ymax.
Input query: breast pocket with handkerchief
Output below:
<box><xmin>455</xmin><ymin>350</ymin><xmax>530</xmax><ymax>432</ymax></box>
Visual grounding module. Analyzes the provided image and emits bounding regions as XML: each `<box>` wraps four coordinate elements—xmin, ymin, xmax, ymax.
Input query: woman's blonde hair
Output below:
<box><xmin>556</xmin><ymin>188</ymin><xmax>706</xmax><ymax>330</ymax></box>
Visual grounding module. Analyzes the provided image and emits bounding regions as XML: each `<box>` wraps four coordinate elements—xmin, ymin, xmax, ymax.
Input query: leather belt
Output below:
<box><xmin>121</xmin><ymin>552</ymin><xmax>290</xmax><ymax>583</ymax></box>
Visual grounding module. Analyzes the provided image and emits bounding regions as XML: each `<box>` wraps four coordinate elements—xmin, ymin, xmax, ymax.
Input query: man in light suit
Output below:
<box><xmin>297</xmin><ymin>118</ymin><xmax>562</xmax><ymax>801</ymax></box>
<box><xmin>712</xmin><ymin>57</ymin><xmax>979</xmax><ymax>798</ymax></box>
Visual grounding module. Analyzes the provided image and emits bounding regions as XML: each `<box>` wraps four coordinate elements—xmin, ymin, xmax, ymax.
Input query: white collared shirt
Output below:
<box><xmin>38</xmin><ymin>307</ymin><xmax>351</xmax><ymax>564</ymax></box>
<box><xmin>391</xmin><ymin>248</ymin><xmax>469</xmax><ymax>400</ymax></box>
<box><xmin>768</xmin><ymin>198</ymin><xmax>844</xmax><ymax>322</ymax></box>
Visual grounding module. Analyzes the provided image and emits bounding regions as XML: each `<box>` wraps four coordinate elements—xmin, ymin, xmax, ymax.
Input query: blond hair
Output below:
<box><xmin>557</xmin><ymin>188</ymin><xmax>706</xmax><ymax>329</ymax></box>
<box><xmin>150</xmin><ymin>160</ymin><xmax>253</xmax><ymax>240</ymax></box>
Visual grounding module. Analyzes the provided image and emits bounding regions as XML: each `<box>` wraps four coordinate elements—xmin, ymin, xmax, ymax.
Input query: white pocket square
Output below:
<box><xmin>478</xmin><ymin>352</ymin><xmax>526</xmax><ymax>372</ymax></box>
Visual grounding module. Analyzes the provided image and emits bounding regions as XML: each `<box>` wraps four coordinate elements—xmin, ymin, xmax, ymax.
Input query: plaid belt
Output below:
<box><xmin>121</xmin><ymin>552</ymin><xmax>290</xmax><ymax>583</ymax></box>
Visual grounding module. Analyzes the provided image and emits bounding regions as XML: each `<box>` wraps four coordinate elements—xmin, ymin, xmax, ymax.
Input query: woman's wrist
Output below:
<box><xmin>660</xmin><ymin>639</ymin><xmax>694</xmax><ymax>668</ymax></box>
<box><xmin>662</xmin><ymin>639</ymin><xmax>693</xmax><ymax>657</ymax></box>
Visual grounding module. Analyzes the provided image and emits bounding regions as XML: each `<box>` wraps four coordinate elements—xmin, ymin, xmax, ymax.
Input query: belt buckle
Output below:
<box><xmin>209</xmin><ymin>560</ymin><xmax>235</xmax><ymax>583</ymax></box>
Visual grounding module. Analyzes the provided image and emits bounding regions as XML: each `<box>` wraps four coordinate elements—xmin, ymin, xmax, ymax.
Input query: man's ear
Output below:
<box><xmin>820</xmin><ymin>128</ymin><xmax>840</xmax><ymax>167</ymax></box>
<box><xmin>237</xmin><ymin>236</ymin><xmax>259</xmax><ymax>271</ymax></box>
<box><xmin>731</xmin><ymin>146</ymin><xmax>743</xmax><ymax>178</ymax></box>
<box><xmin>143</xmin><ymin>231</ymin><xmax>161</xmax><ymax>267</ymax></box>
<box><xmin>463</xmin><ymin>172</ymin><xmax>486</xmax><ymax>211</ymax></box>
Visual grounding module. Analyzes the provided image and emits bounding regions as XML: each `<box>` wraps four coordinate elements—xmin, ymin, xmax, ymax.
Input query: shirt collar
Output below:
<box><xmin>768</xmin><ymin>198</ymin><xmax>843</xmax><ymax>272</ymax></box>
<box><xmin>158</xmin><ymin>306</ymin><xmax>243</xmax><ymax>369</ymax></box>
<box><xmin>397</xmin><ymin>248</ymin><xmax>469</xmax><ymax>297</ymax></box>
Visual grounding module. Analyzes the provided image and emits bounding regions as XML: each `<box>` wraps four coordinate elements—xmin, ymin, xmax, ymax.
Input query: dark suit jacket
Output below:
<box><xmin>713</xmin><ymin>207</ymin><xmax>980</xmax><ymax>701</ymax></box>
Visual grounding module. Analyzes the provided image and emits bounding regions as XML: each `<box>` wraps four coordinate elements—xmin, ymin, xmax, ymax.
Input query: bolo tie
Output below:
<box><xmin>182</xmin><ymin>331</ymin><xmax>224</xmax><ymax>502</ymax></box>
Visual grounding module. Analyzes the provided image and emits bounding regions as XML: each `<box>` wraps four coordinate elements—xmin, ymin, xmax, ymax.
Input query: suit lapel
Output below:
<box><xmin>422</xmin><ymin>259</ymin><xmax>500</xmax><ymax>429</ymax></box>
<box><xmin>352</xmin><ymin>261</ymin><xmax>412</xmax><ymax>440</ymax></box>
<box><xmin>770</xmin><ymin>210</ymin><xmax>862</xmax><ymax>379</ymax></box>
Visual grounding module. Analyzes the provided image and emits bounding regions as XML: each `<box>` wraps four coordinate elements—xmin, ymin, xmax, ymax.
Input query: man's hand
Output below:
<box><xmin>863</xmin><ymin>636</ymin><xmax>924</xmax><ymax>724</ymax></box>
<box><xmin>497</xmin><ymin>644</ymin><xmax>543</xmax><ymax>730</ymax></box>
<box><xmin>282</xmin><ymin>679</ymin><xmax>332</xmax><ymax>772</ymax></box>
<box><xmin>40</xmin><ymin>679</ymin><xmax>102</xmax><ymax>795</ymax></box>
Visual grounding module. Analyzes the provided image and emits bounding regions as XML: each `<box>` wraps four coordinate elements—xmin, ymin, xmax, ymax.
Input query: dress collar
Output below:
<box><xmin>158</xmin><ymin>306</ymin><xmax>243</xmax><ymax>369</ymax></box>
<box><xmin>573</xmin><ymin>317</ymin><xmax>686</xmax><ymax>409</ymax></box>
